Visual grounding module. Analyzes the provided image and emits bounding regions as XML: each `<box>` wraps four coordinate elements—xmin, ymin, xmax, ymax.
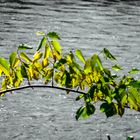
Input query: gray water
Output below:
<box><xmin>0</xmin><ymin>0</ymin><xmax>140</xmax><ymax>139</ymax></box>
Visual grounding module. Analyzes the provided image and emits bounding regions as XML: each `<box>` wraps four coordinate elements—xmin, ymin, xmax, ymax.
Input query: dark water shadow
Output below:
<box><xmin>80</xmin><ymin>0</ymin><xmax>140</xmax><ymax>6</ymax></box>
<box><xmin>0</xmin><ymin>0</ymin><xmax>45</xmax><ymax>6</ymax></box>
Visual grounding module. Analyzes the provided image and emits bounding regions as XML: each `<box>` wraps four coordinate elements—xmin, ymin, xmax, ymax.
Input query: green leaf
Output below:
<box><xmin>37</xmin><ymin>37</ymin><xmax>46</xmax><ymax>51</ymax></box>
<box><xmin>104</xmin><ymin>68</ymin><xmax>111</xmax><ymax>77</ymax></box>
<box><xmin>54</xmin><ymin>58</ymin><xmax>67</xmax><ymax>69</ymax></box>
<box><xmin>18</xmin><ymin>44</ymin><xmax>33</xmax><ymax>50</ymax></box>
<box><xmin>15</xmin><ymin>68</ymin><xmax>23</xmax><ymax>81</ymax></box>
<box><xmin>33</xmin><ymin>51</ymin><xmax>43</xmax><ymax>62</ymax></box>
<box><xmin>9</xmin><ymin>52</ymin><xmax>17</xmax><ymax>68</ymax></box>
<box><xmin>100</xmin><ymin>102</ymin><xmax>117</xmax><ymax>118</ymax></box>
<box><xmin>22</xmin><ymin>62</ymin><xmax>29</xmax><ymax>68</ymax></box>
<box><xmin>47</xmin><ymin>32</ymin><xmax>60</xmax><ymax>40</ymax></box>
<box><xmin>75</xmin><ymin>103</ymin><xmax>95</xmax><ymax>120</ymax></box>
<box><xmin>75</xmin><ymin>106</ymin><xmax>85</xmax><ymax>120</ymax></box>
<box><xmin>102</xmin><ymin>48</ymin><xmax>116</xmax><ymax>61</ymax></box>
<box><xmin>76</xmin><ymin>49</ymin><xmax>85</xmax><ymax>64</ymax></box>
<box><xmin>91</xmin><ymin>54</ymin><xmax>103</xmax><ymax>71</ymax></box>
<box><xmin>127</xmin><ymin>136</ymin><xmax>134</xmax><ymax>140</ymax></box>
<box><xmin>86</xmin><ymin>103</ymin><xmax>95</xmax><ymax>116</ymax></box>
<box><xmin>62</xmin><ymin>70</ymin><xmax>71</xmax><ymax>88</ymax></box>
<box><xmin>76</xmin><ymin>94</ymin><xmax>84</xmax><ymax>101</ymax></box>
<box><xmin>128</xmin><ymin>68</ymin><xmax>140</xmax><ymax>74</ymax></box>
<box><xmin>96</xmin><ymin>55</ymin><xmax>103</xmax><ymax>71</ymax></box>
<box><xmin>128</xmin><ymin>87</ymin><xmax>140</xmax><ymax>111</ymax></box>
<box><xmin>88</xmin><ymin>85</ymin><xmax>97</xmax><ymax>99</ymax></box>
<box><xmin>117</xmin><ymin>104</ymin><xmax>125</xmax><ymax>117</ymax></box>
<box><xmin>10</xmin><ymin>53</ymin><xmax>20</xmax><ymax>69</ymax></box>
<box><xmin>84</xmin><ymin>58</ymin><xmax>92</xmax><ymax>74</ymax></box>
<box><xmin>0</xmin><ymin>57</ymin><xmax>10</xmax><ymax>76</ymax></box>
<box><xmin>21</xmin><ymin>64</ymin><xmax>28</xmax><ymax>78</ymax></box>
<box><xmin>130</xmin><ymin>80</ymin><xmax>140</xmax><ymax>88</ymax></box>
<box><xmin>112</xmin><ymin>64</ymin><xmax>122</xmax><ymax>71</ymax></box>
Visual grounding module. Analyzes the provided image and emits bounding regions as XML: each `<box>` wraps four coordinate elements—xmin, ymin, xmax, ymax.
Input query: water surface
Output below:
<box><xmin>0</xmin><ymin>0</ymin><xmax>140</xmax><ymax>139</ymax></box>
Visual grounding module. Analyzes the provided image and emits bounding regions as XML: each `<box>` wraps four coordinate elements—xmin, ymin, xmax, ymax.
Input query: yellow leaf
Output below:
<box><xmin>33</xmin><ymin>51</ymin><xmax>43</xmax><ymax>62</ymax></box>
<box><xmin>33</xmin><ymin>61</ymin><xmax>42</xmax><ymax>69</ymax></box>
<box><xmin>0</xmin><ymin>68</ymin><xmax>2</xmax><ymax>76</ymax></box>
<box><xmin>66</xmin><ymin>55</ymin><xmax>72</xmax><ymax>64</ymax></box>
<box><xmin>44</xmin><ymin>44</ymin><xmax>51</xmax><ymax>59</ymax></box>
<box><xmin>13</xmin><ymin>79</ymin><xmax>22</xmax><ymax>87</ymax></box>
<box><xmin>42</xmin><ymin>58</ymin><xmax>49</xmax><ymax>67</ymax></box>
<box><xmin>33</xmin><ymin>70</ymin><xmax>39</xmax><ymax>80</ymax></box>
<box><xmin>28</xmin><ymin>66</ymin><xmax>33</xmax><ymax>80</ymax></box>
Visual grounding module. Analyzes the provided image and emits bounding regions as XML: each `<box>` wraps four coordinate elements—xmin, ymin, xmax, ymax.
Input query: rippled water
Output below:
<box><xmin>0</xmin><ymin>0</ymin><xmax>140</xmax><ymax>139</ymax></box>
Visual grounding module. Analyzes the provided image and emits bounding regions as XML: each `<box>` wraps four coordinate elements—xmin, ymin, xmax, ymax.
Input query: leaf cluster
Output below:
<box><xmin>0</xmin><ymin>32</ymin><xmax>140</xmax><ymax>120</ymax></box>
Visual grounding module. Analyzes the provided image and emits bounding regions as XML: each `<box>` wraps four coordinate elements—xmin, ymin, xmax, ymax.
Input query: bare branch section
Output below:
<box><xmin>0</xmin><ymin>85</ymin><xmax>86</xmax><ymax>95</ymax></box>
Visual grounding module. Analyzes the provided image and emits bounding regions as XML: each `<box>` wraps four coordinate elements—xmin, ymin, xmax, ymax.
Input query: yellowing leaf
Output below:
<box><xmin>53</xmin><ymin>50</ymin><xmax>61</xmax><ymax>60</ymax></box>
<box><xmin>9</xmin><ymin>52</ymin><xmax>20</xmax><ymax>68</ymax></box>
<box><xmin>44</xmin><ymin>68</ymin><xmax>53</xmax><ymax>84</ymax></box>
<box><xmin>28</xmin><ymin>66</ymin><xmax>39</xmax><ymax>80</ymax></box>
<box><xmin>20</xmin><ymin>52</ymin><xmax>32</xmax><ymax>63</ymax></box>
<box><xmin>51</xmin><ymin>40</ymin><xmax>61</xmax><ymax>54</ymax></box>
<box><xmin>13</xmin><ymin>69</ymin><xmax>23</xmax><ymax>87</ymax></box>
<box><xmin>13</xmin><ymin>58</ymin><xmax>20</xmax><ymax>68</ymax></box>
<box><xmin>84</xmin><ymin>59</ymin><xmax>92</xmax><ymax>74</ymax></box>
<box><xmin>66</xmin><ymin>55</ymin><xmax>73</xmax><ymax>64</ymax></box>
<box><xmin>76</xmin><ymin>49</ymin><xmax>85</xmax><ymax>64</ymax></box>
<box><xmin>0</xmin><ymin>57</ymin><xmax>10</xmax><ymax>76</ymax></box>
<box><xmin>9</xmin><ymin>52</ymin><xmax>16</xmax><ymax>68</ymax></box>
<box><xmin>15</xmin><ymin>68</ymin><xmax>23</xmax><ymax>81</ymax></box>
<box><xmin>0</xmin><ymin>93</ymin><xmax>5</xmax><ymax>97</ymax></box>
<box><xmin>91</xmin><ymin>54</ymin><xmax>103</xmax><ymax>71</ymax></box>
<box><xmin>93</xmin><ymin>70</ymin><xmax>101</xmax><ymax>82</ymax></box>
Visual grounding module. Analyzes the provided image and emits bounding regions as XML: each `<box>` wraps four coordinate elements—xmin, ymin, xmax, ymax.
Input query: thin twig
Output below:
<box><xmin>0</xmin><ymin>85</ymin><xmax>86</xmax><ymax>95</ymax></box>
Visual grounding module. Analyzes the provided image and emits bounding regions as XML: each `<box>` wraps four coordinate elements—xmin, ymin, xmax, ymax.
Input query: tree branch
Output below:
<box><xmin>0</xmin><ymin>85</ymin><xmax>86</xmax><ymax>95</ymax></box>
<box><xmin>0</xmin><ymin>84</ymin><xmax>136</xmax><ymax>112</ymax></box>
